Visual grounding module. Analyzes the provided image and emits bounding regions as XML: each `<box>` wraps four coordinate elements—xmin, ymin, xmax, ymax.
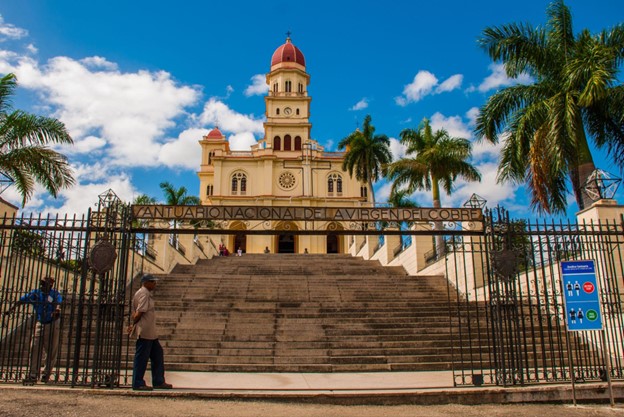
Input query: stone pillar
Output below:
<box><xmin>576</xmin><ymin>199</ymin><xmax>624</xmax><ymax>299</ymax></box>
<box><xmin>410</xmin><ymin>222</ymin><xmax>435</xmax><ymax>272</ymax></box>
<box><xmin>384</xmin><ymin>229</ymin><xmax>401</xmax><ymax>264</ymax></box>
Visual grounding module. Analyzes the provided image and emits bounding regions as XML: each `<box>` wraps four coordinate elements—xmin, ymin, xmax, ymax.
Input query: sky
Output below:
<box><xmin>0</xmin><ymin>0</ymin><xmax>622</xmax><ymax>220</ymax></box>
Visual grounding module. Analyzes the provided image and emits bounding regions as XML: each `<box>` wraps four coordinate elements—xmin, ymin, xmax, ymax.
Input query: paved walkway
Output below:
<box><xmin>163</xmin><ymin>370</ymin><xmax>454</xmax><ymax>391</ymax></box>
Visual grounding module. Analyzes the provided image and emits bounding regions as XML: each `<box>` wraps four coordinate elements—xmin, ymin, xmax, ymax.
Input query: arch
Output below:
<box><xmin>274</xmin><ymin>136</ymin><xmax>281</xmax><ymax>150</ymax></box>
<box><xmin>231</xmin><ymin>171</ymin><xmax>247</xmax><ymax>195</ymax></box>
<box><xmin>294</xmin><ymin>136</ymin><xmax>302</xmax><ymax>151</ymax></box>
<box><xmin>327</xmin><ymin>172</ymin><xmax>343</xmax><ymax>196</ymax></box>
<box><xmin>284</xmin><ymin>134</ymin><xmax>292</xmax><ymax>151</ymax></box>
<box><xmin>326</xmin><ymin>222</ymin><xmax>344</xmax><ymax>254</ymax></box>
<box><xmin>275</xmin><ymin>221</ymin><xmax>299</xmax><ymax>254</ymax></box>
<box><xmin>285</xmin><ymin>80</ymin><xmax>292</xmax><ymax>92</ymax></box>
<box><xmin>229</xmin><ymin>221</ymin><xmax>247</xmax><ymax>254</ymax></box>
<box><xmin>276</xmin><ymin>108</ymin><xmax>280</xmax><ymax>115</ymax></box>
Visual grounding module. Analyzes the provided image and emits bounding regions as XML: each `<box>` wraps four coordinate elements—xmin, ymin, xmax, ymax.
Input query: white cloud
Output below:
<box><xmin>445</xmin><ymin>162</ymin><xmax>518</xmax><ymax>208</ymax></box>
<box><xmin>62</xmin><ymin>135</ymin><xmax>107</xmax><ymax>155</ymax></box>
<box><xmin>478</xmin><ymin>63</ymin><xmax>532</xmax><ymax>92</ymax></box>
<box><xmin>395</xmin><ymin>70</ymin><xmax>437</xmax><ymax>106</ymax></box>
<box><xmin>429</xmin><ymin>112</ymin><xmax>472</xmax><ymax>139</ymax></box>
<box><xmin>0</xmin><ymin>15</ymin><xmax>27</xmax><ymax>40</ymax></box>
<box><xmin>389</xmin><ymin>137</ymin><xmax>406</xmax><ymax>161</ymax></box>
<box><xmin>158</xmin><ymin>128</ymin><xmax>206</xmax><ymax>169</ymax></box>
<box><xmin>466</xmin><ymin>107</ymin><xmax>480</xmax><ymax>127</ymax></box>
<box><xmin>436</xmin><ymin>74</ymin><xmax>463</xmax><ymax>93</ymax></box>
<box><xmin>228</xmin><ymin>132</ymin><xmax>258</xmax><ymax>151</ymax></box>
<box><xmin>80</xmin><ymin>56</ymin><xmax>118</xmax><ymax>71</ymax></box>
<box><xmin>44</xmin><ymin>174</ymin><xmax>138</xmax><ymax>216</ymax></box>
<box><xmin>350</xmin><ymin>98</ymin><xmax>369</xmax><ymax>111</ymax></box>
<box><xmin>199</xmin><ymin>98</ymin><xmax>264</xmax><ymax>135</ymax></box>
<box><xmin>244</xmin><ymin>74</ymin><xmax>268</xmax><ymax>96</ymax></box>
<box><xmin>396</xmin><ymin>71</ymin><xmax>463</xmax><ymax>106</ymax></box>
<box><xmin>26</xmin><ymin>44</ymin><xmax>37</xmax><ymax>54</ymax></box>
<box><xmin>0</xmin><ymin>53</ymin><xmax>201</xmax><ymax>167</ymax></box>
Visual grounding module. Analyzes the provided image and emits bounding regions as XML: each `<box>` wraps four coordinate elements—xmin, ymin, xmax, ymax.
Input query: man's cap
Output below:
<box><xmin>140</xmin><ymin>274</ymin><xmax>159</xmax><ymax>283</ymax></box>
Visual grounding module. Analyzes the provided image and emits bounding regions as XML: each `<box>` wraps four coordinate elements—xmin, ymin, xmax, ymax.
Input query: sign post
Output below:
<box><xmin>561</xmin><ymin>260</ymin><xmax>614</xmax><ymax>406</ymax></box>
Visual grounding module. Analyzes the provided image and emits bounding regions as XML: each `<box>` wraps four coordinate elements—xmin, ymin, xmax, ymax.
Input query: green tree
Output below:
<box><xmin>0</xmin><ymin>73</ymin><xmax>74</xmax><ymax>205</ymax></box>
<box><xmin>159</xmin><ymin>182</ymin><xmax>200</xmax><ymax>230</ymax></box>
<box><xmin>159</xmin><ymin>182</ymin><xmax>200</xmax><ymax>206</ymax></box>
<box><xmin>338</xmin><ymin>115</ymin><xmax>392</xmax><ymax>205</ymax></box>
<box><xmin>475</xmin><ymin>0</ymin><xmax>624</xmax><ymax>213</ymax></box>
<box><xmin>385</xmin><ymin>118</ymin><xmax>481</xmax><ymax>255</ymax></box>
<box><xmin>387</xmin><ymin>189</ymin><xmax>418</xmax><ymax>209</ymax></box>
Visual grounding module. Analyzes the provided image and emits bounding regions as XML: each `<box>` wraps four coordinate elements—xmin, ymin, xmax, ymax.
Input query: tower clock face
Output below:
<box><xmin>284</xmin><ymin>107</ymin><xmax>292</xmax><ymax>116</ymax></box>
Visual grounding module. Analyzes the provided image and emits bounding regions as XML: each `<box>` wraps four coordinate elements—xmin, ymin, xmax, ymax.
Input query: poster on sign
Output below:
<box><xmin>560</xmin><ymin>260</ymin><xmax>603</xmax><ymax>331</ymax></box>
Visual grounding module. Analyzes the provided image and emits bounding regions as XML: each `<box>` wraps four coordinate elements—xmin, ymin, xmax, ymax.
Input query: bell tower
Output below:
<box><xmin>264</xmin><ymin>36</ymin><xmax>312</xmax><ymax>152</ymax></box>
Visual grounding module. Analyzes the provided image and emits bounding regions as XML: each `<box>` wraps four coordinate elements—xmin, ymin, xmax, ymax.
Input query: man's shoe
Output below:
<box><xmin>132</xmin><ymin>385</ymin><xmax>153</xmax><ymax>391</ymax></box>
<box><xmin>22</xmin><ymin>376</ymin><xmax>37</xmax><ymax>386</ymax></box>
<box><xmin>153</xmin><ymin>382</ymin><xmax>173</xmax><ymax>389</ymax></box>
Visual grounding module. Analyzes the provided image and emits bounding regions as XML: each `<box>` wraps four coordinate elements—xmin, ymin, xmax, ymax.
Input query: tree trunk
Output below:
<box><xmin>572</xmin><ymin>124</ymin><xmax>596</xmax><ymax>211</ymax></box>
<box><xmin>368</xmin><ymin>178</ymin><xmax>375</xmax><ymax>207</ymax></box>
<box><xmin>431</xmin><ymin>179</ymin><xmax>445</xmax><ymax>258</ymax></box>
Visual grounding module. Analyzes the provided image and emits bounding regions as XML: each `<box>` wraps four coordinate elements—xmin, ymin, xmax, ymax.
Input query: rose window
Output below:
<box><xmin>278</xmin><ymin>171</ymin><xmax>296</xmax><ymax>190</ymax></box>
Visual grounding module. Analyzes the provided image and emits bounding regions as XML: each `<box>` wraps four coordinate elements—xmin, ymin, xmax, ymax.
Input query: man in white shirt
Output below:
<box><xmin>128</xmin><ymin>274</ymin><xmax>173</xmax><ymax>391</ymax></box>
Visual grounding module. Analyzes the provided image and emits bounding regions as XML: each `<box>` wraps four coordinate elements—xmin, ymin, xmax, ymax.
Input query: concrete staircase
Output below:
<box><xmin>153</xmin><ymin>254</ymin><xmax>478</xmax><ymax>372</ymax></box>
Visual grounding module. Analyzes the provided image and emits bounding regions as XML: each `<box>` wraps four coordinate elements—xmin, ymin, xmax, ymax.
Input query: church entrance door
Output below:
<box><xmin>278</xmin><ymin>234</ymin><xmax>296</xmax><ymax>253</ymax></box>
<box><xmin>326</xmin><ymin>234</ymin><xmax>339</xmax><ymax>253</ymax></box>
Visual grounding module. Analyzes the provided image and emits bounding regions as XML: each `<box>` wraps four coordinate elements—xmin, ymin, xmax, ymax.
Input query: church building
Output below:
<box><xmin>197</xmin><ymin>37</ymin><xmax>368</xmax><ymax>254</ymax></box>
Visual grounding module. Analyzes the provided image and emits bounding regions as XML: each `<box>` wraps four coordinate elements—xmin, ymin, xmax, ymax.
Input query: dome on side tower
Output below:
<box><xmin>270</xmin><ymin>36</ymin><xmax>306</xmax><ymax>69</ymax></box>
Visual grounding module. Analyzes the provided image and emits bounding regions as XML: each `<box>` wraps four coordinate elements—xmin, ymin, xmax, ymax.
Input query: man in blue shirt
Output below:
<box><xmin>4</xmin><ymin>276</ymin><xmax>62</xmax><ymax>384</ymax></box>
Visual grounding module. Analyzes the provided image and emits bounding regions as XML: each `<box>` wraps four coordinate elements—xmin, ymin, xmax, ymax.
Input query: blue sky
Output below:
<box><xmin>0</xmin><ymin>0</ymin><xmax>622</xmax><ymax>219</ymax></box>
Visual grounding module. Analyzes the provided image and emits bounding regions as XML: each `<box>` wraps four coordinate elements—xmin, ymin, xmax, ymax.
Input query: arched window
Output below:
<box><xmin>285</xmin><ymin>81</ymin><xmax>292</xmax><ymax>92</ymax></box>
<box><xmin>206</xmin><ymin>185</ymin><xmax>213</xmax><ymax>196</ymax></box>
<box><xmin>240</xmin><ymin>176</ymin><xmax>247</xmax><ymax>194</ymax></box>
<box><xmin>231</xmin><ymin>172</ymin><xmax>247</xmax><ymax>195</ymax></box>
<box><xmin>273</xmin><ymin>83</ymin><xmax>278</xmax><ymax>93</ymax></box>
<box><xmin>296</xmin><ymin>108</ymin><xmax>300</xmax><ymax>115</ymax></box>
<box><xmin>298</xmin><ymin>83</ymin><xmax>303</xmax><ymax>93</ymax></box>
<box><xmin>328</xmin><ymin>173</ymin><xmax>343</xmax><ymax>196</ymax></box>
<box><xmin>274</xmin><ymin>136</ymin><xmax>281</xmax><ymax>150</ymax></box>
<box><xmin>360</xmin><ymin>186</ymin><xmax>368</xmax><ymax>198</ymax></box>
<box><xmin>276</xmin><ymin>108</ymin><xmax>280</xmax><ymax>115</ymax></box>
<box><xmin>294</xmin><ymin>136</ymin><xmax>302</xmax><ymax>151</ymax></box>
<box><xmin>284</xmin><ymin>135</ymin><xmax>292</xmax><ymax>151</ymax></box>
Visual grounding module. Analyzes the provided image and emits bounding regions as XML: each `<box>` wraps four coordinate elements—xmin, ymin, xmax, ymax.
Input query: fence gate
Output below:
<box><xmin>448</xmin><ymin>207</ymin><xmax>624</xmax><ymax>387</ymax></box>
<box><xmin>0</xmin><ymin>191</ymin><xmax>140</xmax><ymax>387</ymax></box>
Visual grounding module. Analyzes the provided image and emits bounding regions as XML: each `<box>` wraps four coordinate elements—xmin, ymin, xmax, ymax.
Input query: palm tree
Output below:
<box><xmin>159</xmin><ymin>182</ymin><xmax>200</xmax><ymax>206</ymax></box>
<box><xmin>387</xmin><ymin>188</ymin><xmax>418</xmax><ymax>208</ymax></box>
<box><xmin>0</xmin><ymin>73</ymin><xmax>74</xmax><ymax>205</ymax></box>
<box><xmin>475</xmin><ymin>0</ymin><xmax>624</xmax><ymax>214</ymax></box>
<box><xmin>159</xmin><ymin>182</ymin><xmax>200</xmax><ymax>230</ymax></box>
<box><xmin>385</xmin><ymin>118</ymin><xmax>481</xmax><ymax>256</ymax></box>
<box><xmin>338</xmin><ymin>115</ymin><xmax>392</xmax><ymax>205</ymax></box>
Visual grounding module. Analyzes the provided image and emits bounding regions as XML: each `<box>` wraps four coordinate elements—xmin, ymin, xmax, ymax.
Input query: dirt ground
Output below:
<box><xmin>0</xmin><ymin>388</ymin><xmax>623</xmax><ymax>417</ymax></box>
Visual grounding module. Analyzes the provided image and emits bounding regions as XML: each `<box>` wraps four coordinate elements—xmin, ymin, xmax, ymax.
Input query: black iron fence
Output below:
<box><xmin>0</xmin><ymin>198</ymin><xmax>145</xmax><ymax>388</ymax></box>
<box><xmin>0</xmin><ymin>200</ymin><xmax>622</xmax><ymax>389</ymax></box>
<box><xmin>447</xmin><ymin>207</ymin><xmax>624</xmax><ymax>387</ymax></box>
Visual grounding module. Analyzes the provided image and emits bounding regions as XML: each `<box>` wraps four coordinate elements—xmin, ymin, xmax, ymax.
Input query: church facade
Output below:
<box><xmin>197</xmin><ymin>37</ymin><xmax>368</xmax><ymax>254</ymax></box>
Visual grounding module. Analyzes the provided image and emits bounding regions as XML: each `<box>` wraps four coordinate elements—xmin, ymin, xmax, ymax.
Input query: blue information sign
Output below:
<box><xmin>561</xmin><ymin>260</ymin><xmax>603</xmax><ymax>331</ymax></box>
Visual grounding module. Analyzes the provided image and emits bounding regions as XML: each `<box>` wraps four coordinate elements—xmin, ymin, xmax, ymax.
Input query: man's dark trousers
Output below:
<box><xmin>133</xmin><ymin>338</ymin><xmax>165</xmax><ymax>388</ymax></box>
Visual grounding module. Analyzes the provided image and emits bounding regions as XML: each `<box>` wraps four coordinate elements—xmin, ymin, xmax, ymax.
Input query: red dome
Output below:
<box><xmin>206</xmin><ymin>127</ymin><xmax>224</xmax><ymax>140</ymax></box>
<box><xmin>271</xmin><ymin>37</ymin><xmax>305</xmax><ymax>68</ymax></box>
